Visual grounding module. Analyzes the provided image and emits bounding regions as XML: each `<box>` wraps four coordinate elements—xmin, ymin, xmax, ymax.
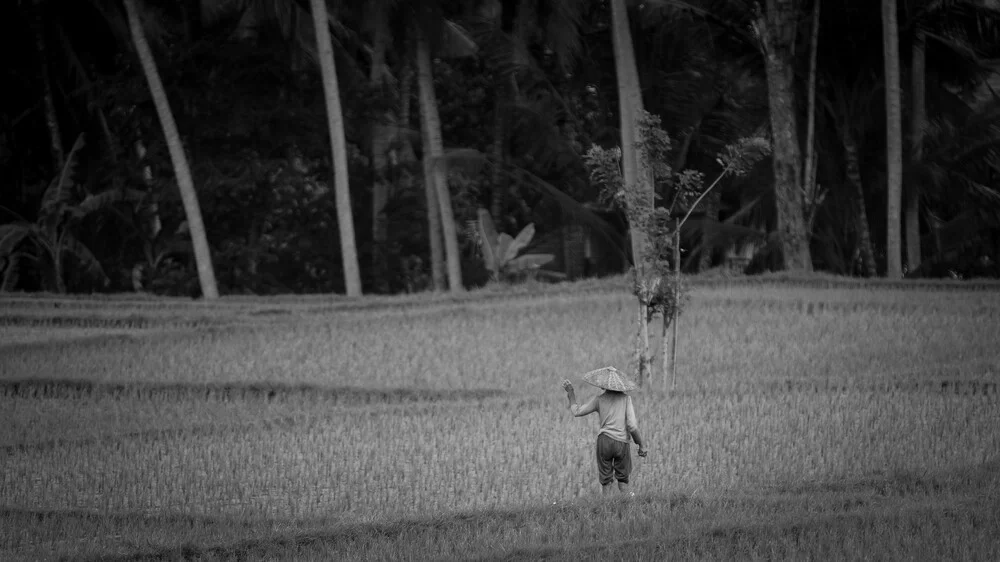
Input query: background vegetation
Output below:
<box><xmin>2</xmin><ymin>0</ymin><xmax>999</xmax><ymax>298</ymax></box>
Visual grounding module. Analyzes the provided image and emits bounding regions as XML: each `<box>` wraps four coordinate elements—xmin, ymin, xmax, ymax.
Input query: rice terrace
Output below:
<box><xmin>0</xmin><ymin>275</ymin><xmax>998</xmax><ymax>561</ymax></box>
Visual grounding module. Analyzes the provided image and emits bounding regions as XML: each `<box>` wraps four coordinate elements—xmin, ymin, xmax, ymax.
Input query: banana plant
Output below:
<box><xmin>474</xmin><ymin>208</ymin><xmax>554</xmax><ymax>281</ymax></box>
<box><xmin>0</xmin><ymin>134</ymin><xmax>142</xmax><ymax>292</ymax></box>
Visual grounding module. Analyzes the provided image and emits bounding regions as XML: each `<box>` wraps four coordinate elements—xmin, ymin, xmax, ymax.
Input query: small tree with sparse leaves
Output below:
<box><xmin>585</xmin><ymin>111</ymin><xmax>770</xmax><ymax>389</ymax></box>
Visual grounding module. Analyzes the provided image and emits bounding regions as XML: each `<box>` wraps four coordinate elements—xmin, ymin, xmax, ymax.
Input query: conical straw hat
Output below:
<box><xmin>582</xmin><ymin>366</ymin><xmax>637</xmax><ymax>392</ymax></box>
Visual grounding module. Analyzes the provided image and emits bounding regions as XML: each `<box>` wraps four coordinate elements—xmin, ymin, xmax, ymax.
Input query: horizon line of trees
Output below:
<box><xmin>2</xmin><ymin>0</ymin><xmax>999</xmax><ymax>298</ymax></box>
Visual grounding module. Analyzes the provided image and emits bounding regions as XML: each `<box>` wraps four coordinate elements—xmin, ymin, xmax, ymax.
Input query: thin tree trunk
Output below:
<box><xmin>761</xmin><ymin>0</ymin><xmax>812</xmax><ymax>272</ymax></box>
<box><xmin>31</xmin><ymin>0</ymin><xmax>64</xmax><ymax>171</ymax></box>
<box><xmin>610</xmin><ymin>0</ymin><xmax>653</xmax><ymax>386</ymax></box>
<box><xmin>310</xmin><ymin>0</ymin><xmax>363</xmax><ymax>296</ymax></box>
<box><xmin>698</xmin><ymin>190</ymin><xmax>720</xmax><ymax>271</ymax></box>
<box><xmin>907</xmin><ymin>29</ymin><xmax>926</xmax><ymax>274</ymax></box>
<box><xmin>53</xmin><ymin>241</ymin><xmax>66</xmax><ymax>294</ymax></box>
<box><xmin>609</xmin><ymin>0</ymin><xmax>651</xmax><ymax>269</ymax></box>
<box><xmin>133</xmin><ymin>137</ymin><xmax>161</xmax><ymax>291</ymax></box>
<box><xmin>124</xmin><ymin>0</ymin><xmax>219</xmax><ymax>299</ymax></box>
<box><xmin>412</xmin><ymin>46</ymin><xmax>444</xmax><ymax>291</ymax></box>
<box><xmin>490</xmin><ymin>87</ymin><xmax>508</xmax><ymax>226</ymax></box>
<box><xmin>370</xmin><ymin>3</ymin><xmax>392</xmax><ymax>293</ymax></box>
<box><xmin>416</xmin><ymin>27</ymin><xmax>463</xmax><ymax>292</ymax></box>
<box><xmin>669</xmin><ymin>229</ymin><xmax>680</xmax><ymax>391</ymax></box>
<box><xmin>882</xmin><ymin>0</ymin><xmax>904</xmax><ymax>278</ymax></box>
<box><xmin>635</xmin><ymin>298</ymin><xmax>649</xmax><ymax>387</ymax></box>
<box><xmin>401</xmin><ymin>62</ymin><xmax>413</xmax><ymax>129</ymax></box>
<box><xmin>802</xmin><ymin>0</ymin><xmax>821</xmax><ymax>236</ymax></box>
<box><xmin>842</xmin><ymin>130</ymin><xmax>878</xmax><ymax>277</ymax></box>
<box><xmin>661</xmin><ymin>310</ymin><xmax>670</xmax><ymax>390</ymax></box>
<box><xmin>490</xmin><ymin>0</ymin><xmax>513</xmax><ymax>225</ymax></box>
<box><xmin>421</xmin><ymin>140</ymin><xmax>446</xmax><ymax>291</ymax></box>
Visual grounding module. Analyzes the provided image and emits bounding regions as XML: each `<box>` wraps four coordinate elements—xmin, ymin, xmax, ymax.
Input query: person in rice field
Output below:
<box><xmin>562</xmin><ymin>366</ymin><xmax>647</xmax><ymax>495</ymax></box>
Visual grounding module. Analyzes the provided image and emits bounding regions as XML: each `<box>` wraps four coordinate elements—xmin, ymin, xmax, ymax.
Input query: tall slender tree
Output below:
<box><xmin>754</xmin><ymin>0</ymin><xmax>813</xmax><ymax>271</ymax></box>
<box><xmin>609</xmin><ymin>0</ymin><xmax>654</xmax><ymax>385</ymax></box>
<box><xmin>908</xmin><ymin>28</ymin><xmax>926</xmax><ymax>272</ymax></box>
<box><xmin>415</xmin><ymin>22</ymin><xmax>464</xmax><ymax>292</ymax></box>
<box><xmin>802</xmin><ymin>0</ymin><xmax>823</xmax><ymax>234</ymax></box>
<box><xmin>368</xmin><ymin>0</ymin><xmax>393</xmax><ymax>293</ymax></box>
<box><xmin>123</xmin><ymin>0</ymin><xmax>219</xmax><ymax>299</ymax></box>
<box><xmin>882</xmin><ymin>0</ymin><xmax>903</xmax><ymax>278</ymax></box>
<box><xmin>820</xmin><ymin>71</ymin><xmax>880</xmax><ymax>277</ymax></box>
<box><xmin>309</xmin><ymin>0</ymin><xmax>362</xmax><ymax>296</ymax></box>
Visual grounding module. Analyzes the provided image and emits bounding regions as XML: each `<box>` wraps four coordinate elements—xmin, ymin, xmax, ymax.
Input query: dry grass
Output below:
<box><xmin>0</xmin><ymin>280</ymin><xmax>998</xmax><ymax>560</ymax></box>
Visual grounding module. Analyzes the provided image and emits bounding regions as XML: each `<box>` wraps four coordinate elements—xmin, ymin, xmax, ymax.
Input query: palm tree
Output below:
<box><xmin>123</xmin><ymin>0</ymin><xmax>220</xmax><ymax>298</ymax></box>
<box><xmin>802</xmin><ymin>0</ymin><xmax>823</xmax><ymax>235</ymax></box>
<box><xmin>911</xmin><ymin>104</ymin><xmax>1000</xmax><ymax>272</ymax></box>
<box><xmin>908</xmin><ymin>27</ymin><xmax>926</xmax><ymax>273</ymax></box>
<box><xmin>368</xmin><ymin>0</ymin><xmax>393</xmax><ymax>293</ymax></box>
<box><xmin>309</xmin><ymin>0</ymin><xmax>363</xmax><ymax>296</ymax></box>
<box><xmin>882</xmin><ymin>0</ymin><xmax>903</xmax><ymax>278</ymax></box>
<box><xmin>608</xmin><ymin>0</ymin><xmax>656</xmax><ymax>385</ymax></box>
<box><xmin>752</xmin><ymin>0</ymin><xmax>813</xmax><ymax>271</ymax></box>
<box><xmin>820</xmin><ymin>73</ymin><xmax>880</xmax><ymax>277</ymax></box>
<box><xmin>904</xmin><ymin>0</ymin><xmax>1000</xmax><ymax>274</ymax></box>
<box><xmin>415</xmin><ymin>21</ymin><xmax>464</xmax><ymax>292</ymax></box>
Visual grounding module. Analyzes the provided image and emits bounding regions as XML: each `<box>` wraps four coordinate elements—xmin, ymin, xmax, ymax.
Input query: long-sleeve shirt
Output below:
<box><xmin>571</xmin><ymin>391</ymin><xmax>638</xmax><ymax>443</ymax></box>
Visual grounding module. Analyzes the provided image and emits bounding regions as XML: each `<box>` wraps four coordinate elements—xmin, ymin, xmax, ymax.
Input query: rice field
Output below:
<box><xmin>2</xmin><ymin>278</ymin><xmax>999</xmax><ymax>560</ymax></box>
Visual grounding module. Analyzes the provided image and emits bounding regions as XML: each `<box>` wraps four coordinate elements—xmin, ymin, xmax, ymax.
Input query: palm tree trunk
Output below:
<box><xmin>411</xmin><ymin>42</ymin><xmax>444</xmax><ymax>292</ymax></box>
<box><xmin>882</xmin><ymin>0</ymin><xmax>904</xmax><ymax>278</ymax></box>
<box><xmin>31</xmin><ymin>0</ymin><xmax>65</xmax><ymax>171</ymax></box>
<box><xmin>802</xmin><ymin>0</ymin><xmax>821</xmax><ymax>235</ymax></box>
<box><xmin>842</xmin><ymin>130</ymin><xmax>878</xmax><ymax>277</ymax></box>
<box><xmin>760</xmin><ymin>0</ymin><xmax>812</xmax><ymax>272</ymax></box>
<box><xmin>124</xmin><ymin>0</ymin><xmax>219</xmax><ymax>299</ymax></box>
<box><xmin>416</xmin><ymin>27</ymin><xmax>463</xmax><ymax>292</ymax></box>
<box><xmin>310</xmin><ymin>0</ymin><xmax>362</xmax><ymax>296</ymax></box>
<box><xmin>370</xmin><ymin>4</ymin><xmax>392</xmax><ymax>293</ymax></box>
<box><xmin>610</xmin><ymin>0</ymin><xmax>652</xmax><ymax>386</ymax></box>
<box><xmin>906</xmin><ymin>29</ymin><xmax>926</xmax><ymax>274</ymax></box>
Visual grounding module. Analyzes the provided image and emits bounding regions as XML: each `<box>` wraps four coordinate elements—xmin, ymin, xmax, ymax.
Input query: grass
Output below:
<box><xmin>1</xmin><ymin>278</ymin><xmax>999</xmax><ymax>560</ymax></box>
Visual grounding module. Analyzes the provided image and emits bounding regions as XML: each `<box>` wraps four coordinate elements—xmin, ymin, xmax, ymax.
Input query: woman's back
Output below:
<box><xmin>595</xmin><ymin>391</ymin><xmax>637</xmax><ymax>443</ymax></box>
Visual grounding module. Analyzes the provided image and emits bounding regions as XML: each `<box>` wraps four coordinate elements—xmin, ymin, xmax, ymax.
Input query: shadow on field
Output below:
<box><xmin>1</xmin><ymin>414</ymin><xmax>303</xmax><ymax>454</ymax></box>
<box><xmin>65</xmin><ymin>496</ymin><xmax>700</xmax><ymax>562</ymax></box>
<box><xmin>761</xmin><ymin>377</ymin><xmax>1000</xmax><ymax>396</ymax></box>
<box><xmin>483</xmin><ymin>500</ymin><xmax>1000</xmax><ymax>561</ymax></box>
<box><xmin>0</xmin><ymin>378</ymin><xmax>506</xmax><ymax>404</ymax></box>
<box><xmin>36</xmin><ymin>459</ymin><xmax>997</xmax><ymax>561</ymax></box>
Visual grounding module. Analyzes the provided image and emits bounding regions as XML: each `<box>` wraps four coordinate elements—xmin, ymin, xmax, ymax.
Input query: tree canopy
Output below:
<box><xmin>2</xmin><ymin>0</ymin><xmax>999</xmax><ymax>296</ymax></box>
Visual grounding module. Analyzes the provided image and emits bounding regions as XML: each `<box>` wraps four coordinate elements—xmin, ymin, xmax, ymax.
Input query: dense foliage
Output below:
<box><xmin>1</xmin><ymin>0</ymin><xmax>999</xmax><ymax>296</ymax></box>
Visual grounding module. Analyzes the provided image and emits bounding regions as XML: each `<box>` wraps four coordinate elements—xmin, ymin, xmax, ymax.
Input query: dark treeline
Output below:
<box><xmin>2</xmin><ymin>0</ymin><xmax>999</xmax><ymax>298</ymax></box>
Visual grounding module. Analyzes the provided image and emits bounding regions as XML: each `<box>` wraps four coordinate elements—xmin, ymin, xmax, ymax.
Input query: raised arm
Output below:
<box><xmin>561</xmin><ymin>380</ymin><xmax>598</xmax><ymax>417</ymax></box>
